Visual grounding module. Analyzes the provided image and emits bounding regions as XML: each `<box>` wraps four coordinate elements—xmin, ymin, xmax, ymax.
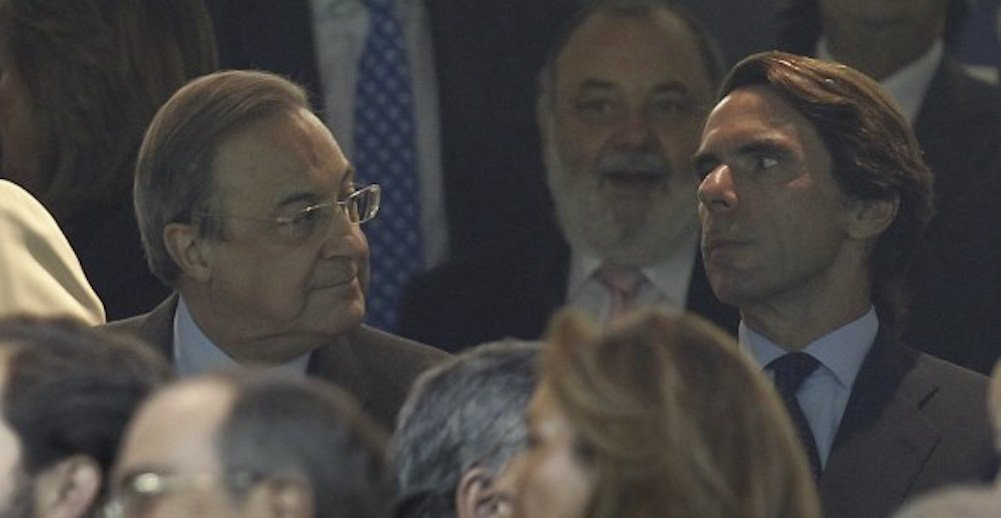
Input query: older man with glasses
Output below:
<box><xmin>103</xmin><ymin>70</ymin><xmax>448</xmax><ymax>429</ymax></box>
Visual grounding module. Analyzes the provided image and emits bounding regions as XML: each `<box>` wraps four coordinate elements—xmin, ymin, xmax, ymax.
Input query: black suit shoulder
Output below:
<box><xmin>398</xmin><ymin>240</ymin><xmax>569</xmax><ymax>352</ymax></box>
<box><xmin>821</xmin><ymin>333</ymin><xmax>994</xmax><ymax>518</ymax></box>
<box><xmin>905</xmin><ymin>59</ymin><xmax>1001</xmax><ymax>373</ymax></box>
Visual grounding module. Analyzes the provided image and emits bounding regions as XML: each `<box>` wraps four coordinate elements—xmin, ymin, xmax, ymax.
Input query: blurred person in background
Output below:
<box><xmin>0</xmin><ymin>0</ymin><xmax>218</xmax><ymax>319</ymax></box>
<box><xmin>400</xmin><ymin>0</ymin><xmax>738</xmax><ymax>351</ymax></box>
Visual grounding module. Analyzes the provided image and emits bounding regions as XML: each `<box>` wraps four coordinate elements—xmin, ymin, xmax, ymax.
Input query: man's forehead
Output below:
<box><xmin>707</xmin><ymin>86</ymin><xmax>817</xmax><ymax>137</ymax></box>
<box><xmin>555</xmin><ymin>8</ymin><xmax>713</xmax><ymax>94</ymax></box>
<box><xmin>208</xmin><ymin>110</ymin><xmax>348</xmax><ymax>207</ymax></box>
<box><xmin>116</xmin><ymin>379</ymin><xmax>235</xmax><ymax>476</ymax></box>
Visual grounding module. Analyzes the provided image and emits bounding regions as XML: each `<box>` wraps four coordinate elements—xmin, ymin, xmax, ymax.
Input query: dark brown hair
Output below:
<box><xmin>719</xmin><ymin>51</ymin><xmax>935</xmax><ymax>333</ymax></box>
<box><xmin>0</xmin><ymin>0</ymin><xmax>217</xmax><ymax>221</ymax></box>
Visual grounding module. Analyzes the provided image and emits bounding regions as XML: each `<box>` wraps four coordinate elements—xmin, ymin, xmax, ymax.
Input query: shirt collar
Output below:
<box><xmin>172</xmin><ymin>296</ymin><xmax>311</xmax><ymax>377</ymax></box>
<box><xmin>817</xmin><ymin>37</ymin><xmax>943</xmax><ymax>124</ymax></box>
<box><xmin>739</xmin><ymin>307</ymin><xmax>878</xmax><ymax>389</ymax></box>
<box><xmin>566</xmin><ymin>228</ymin><xmax>699</xmax><ymax>307</ymax></box>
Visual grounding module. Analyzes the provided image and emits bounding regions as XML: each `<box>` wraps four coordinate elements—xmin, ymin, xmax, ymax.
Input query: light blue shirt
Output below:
<box><xmin>739</xmin><ymin>307</ymin><xmax>878</xmax><ymax>467</ymax></box>
<box><xmin>172</xmin><ymin>296</ymin><xmax>311</xmax><ymax>377</ymax></box>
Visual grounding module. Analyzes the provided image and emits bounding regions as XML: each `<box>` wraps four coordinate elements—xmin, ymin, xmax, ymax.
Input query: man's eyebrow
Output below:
<box><xmin>651</xmin><ymin>81</ymin><xmax>691</xmax><ymax>96</ymax></box>
<box><xmin>275</xmin><ymin>191</ymin><xmax>320</xmax><ymax>209</ymax></box>
<box><xmin>272</xmin><ymin>166</ymin><xmax>357</xmax><ymax>209</ymax></box>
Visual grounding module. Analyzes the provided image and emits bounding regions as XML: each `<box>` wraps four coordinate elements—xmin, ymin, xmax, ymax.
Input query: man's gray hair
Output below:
<box><xmin>393</xmin><ymin>340</ymin><xmax>539</xmax><ymax>517</ymax></box>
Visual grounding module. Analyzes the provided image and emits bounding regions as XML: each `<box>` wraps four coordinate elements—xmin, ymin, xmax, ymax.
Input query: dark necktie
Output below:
<box><xmin>767</xmin><ymin>352</ymin><xmax>823</xmax><ymax>481</ymax></box>
<box><xmin>353</xmin><ymin>0</ymin><xmax>422</xmax><ymax>331</ymax></box>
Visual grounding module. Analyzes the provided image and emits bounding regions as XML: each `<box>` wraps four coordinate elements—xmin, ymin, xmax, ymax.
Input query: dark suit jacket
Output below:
<box><xmin>204</xmin><ymin>0</ymin><xmax>579</xmax><ymax>261</ymax></box>
<box><xmin>398</xmin><ymin>236</ymin><xmax>739</xmax><ymax>352</ymax></box>
<box><xmin>820</xmin><ymin>328</ymin><xmax>995</xmax><ymax>517</ymax></box>
<box><xmin>776</xmin><ymin>30</ymin><xmax>1001</xmax><ymax>374</ymax></box>
<box><xmin>102</xmin><ymin>295</ymin><xmax>449</xmax><ymax>429</ymax></box>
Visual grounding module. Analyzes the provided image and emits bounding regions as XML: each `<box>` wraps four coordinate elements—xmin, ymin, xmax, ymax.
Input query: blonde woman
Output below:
<box><xmin>503</xmin><ymin>309</ymin><xmax>820</xmax><ymax>518</ymax></box>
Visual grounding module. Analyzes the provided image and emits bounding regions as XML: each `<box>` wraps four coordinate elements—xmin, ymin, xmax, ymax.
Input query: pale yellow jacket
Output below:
<box><xmin>0</xmin><ymin>180</ymin><xmax>104</xmax><ymax>324</ymax></box>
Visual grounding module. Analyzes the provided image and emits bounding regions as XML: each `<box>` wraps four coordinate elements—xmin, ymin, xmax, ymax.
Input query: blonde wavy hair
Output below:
<box><xmin>540</xmin><ymin>308</ymin><xmax>820</xmax><ymax>518</ymax></box>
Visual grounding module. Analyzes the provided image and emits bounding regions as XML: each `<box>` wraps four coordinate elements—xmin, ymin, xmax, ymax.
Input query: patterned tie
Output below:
<box><xmin>767</xmin><ymin>352</ymin><xmax>823</xmax><ymax>482</ymax></box>
<box><xmin>353</xmin><ymin>0</ymin><xmax>422</xmax><ymax>331</ymax></box>
<box><xmin>595</xmin><ymin>264</ymin><xmax>645</xmax><ymax>323</ymax></box>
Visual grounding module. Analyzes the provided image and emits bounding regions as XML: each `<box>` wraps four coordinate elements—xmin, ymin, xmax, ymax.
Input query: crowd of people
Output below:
<box><xmin>1</xmin><ymin>0</ymin><xmax>1001</xmax><ymax>516</ymax></box>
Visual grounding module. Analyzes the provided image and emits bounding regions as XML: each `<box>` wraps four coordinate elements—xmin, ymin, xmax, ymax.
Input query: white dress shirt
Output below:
<box><xmin>172</xmin><ymin>296</ymin><xmax>311</xmax><ymax>377</ymax></box>
<box><xmin>739</xmin><ymin>307</ymin><xmax>878</xmax><ymax>467</ymax></box>
<box><xmin>818</xmin><ymin>37</ymin><xmax>944</xmax><ymax>124</ymax></box>
<box><xmin>310</xmin><ymin>0</ymin><xmax>447</xmax><ymax>268</ymax></box>
<box><xmin>565</xmin><ymin>227</ymin><xmax>699</xmax><ymax>324</ymax></box>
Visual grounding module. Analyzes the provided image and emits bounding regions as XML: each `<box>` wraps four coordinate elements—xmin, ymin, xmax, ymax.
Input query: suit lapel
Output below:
<box><xmin>136</xmin><ymin>294</ymin><xmax>179</xmax><ymax>361</ymax></box>
<box><xmin>820</xmin><ymin>329</ymin><xmax>943</xmax><ymax>516</ymax></box>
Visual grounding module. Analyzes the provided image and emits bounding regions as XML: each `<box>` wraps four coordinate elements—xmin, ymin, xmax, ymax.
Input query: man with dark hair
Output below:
<box><xmin>0</xmin><ymin>317</ymin><xmax>171</xmax><ymax>518</ymax></box>
<box><xmin>400</xmin><ymin>0</ymin><xmax>737</xmax><ymax>351</ymax></box>
<box><xmin>393</xmin><ymin>340</ymin><xmax>538</xmax><ymax>518</ymax></box>
<box><xmin>103</xmin><ymin>69</ymin><xmax>447</xmax><ymax>429</ymax></box>
<box><xmin>775</xmin><ymin>0</ymin><xmax>1001</xmax><ymax>374</ymax></box>
<box><xmin>110</xmin><ymin>372</ymin><xmax>388</xmax><ymax>517</ymax></box>
<box><xmin>693</xmin><ymin>50</ymin><xmax>993</xmax><ymax>517</ymax></box>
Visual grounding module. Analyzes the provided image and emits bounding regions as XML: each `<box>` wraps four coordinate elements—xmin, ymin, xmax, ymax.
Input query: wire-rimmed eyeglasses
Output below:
<box><xmin>193</xmin><ymin>183</ymin><xmax>381</xmax><ymax>243</ymax></box>
<box><xmin>101</xmin><ymin>470</ymin><xmax>263</xmax><ymax>518</ymax></box>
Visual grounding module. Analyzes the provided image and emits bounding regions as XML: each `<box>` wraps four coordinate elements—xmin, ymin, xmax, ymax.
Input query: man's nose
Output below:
<box><xmin>320</xmin><ymin>211</ymin><xmax>368</xmax><ymax>260</ymax></box>
<box><xmin>697</xmin><ymin>164</ymin><xmax>738</xmax><ymax>213</ymax></box>
<box><xmin>613</xmin><ymin>109</ymin><xmax>657</xmax><ymax>149</ymax></box>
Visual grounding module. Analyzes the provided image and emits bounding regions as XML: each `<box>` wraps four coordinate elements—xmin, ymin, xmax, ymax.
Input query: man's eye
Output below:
<box><xmin>289</xmin><ymin>207</ymin><xmax>320</xmax><ymax>229</ymax></box>
<box><xmin>758</xmin><ymin>157</ymin><xmax>778</xmax><ymax>169</ymax></box>
<box><xmin>754</xmin><ymin>155</ymin><xmax>779</xmax><ymax>170</ymax></box>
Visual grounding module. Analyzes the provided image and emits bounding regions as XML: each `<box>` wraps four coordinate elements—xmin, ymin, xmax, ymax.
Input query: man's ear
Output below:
<box><xmin>845</xmin><ymin>194</ymin><xmax>899</xmax><ymax>240</ymax></box>
<box><xmin>164</xmin><ymin>222</ymin><xmax>212</xmax><ymax>283</ymax></box>
<box><xmin>456</xmin><ymin>466</ymin><xmax>507</xmax><ymax>518</ymax></box>
<box><xmin>33</xmin><ymin>455</ymin><xmax>102</xmax><ymax>518</ymax></box>
<box><xmin>242</xmin><ymin>477</ymin><xmax>314</xmax><ymax>518</ymax></box>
